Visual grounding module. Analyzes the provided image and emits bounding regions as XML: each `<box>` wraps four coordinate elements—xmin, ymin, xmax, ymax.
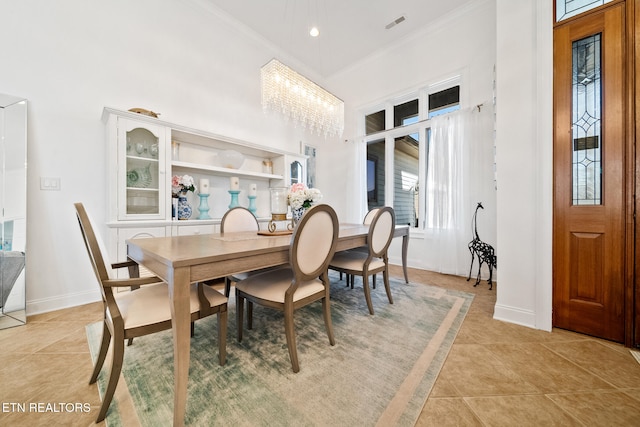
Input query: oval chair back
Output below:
<box><xmin>221</xmin><ymin>207</ymin><xmax>259</xmax><ymax>233</ymax></box>
<box><xmin>363</xmin><ymin>207</ymin><xmax>380</xmax><ymax>225</ymax></box>
<box><xmin>368</xmin><ymin>206</ymin><xmax>395</xmax><ymax>258</ymax></box>
<box><xmin>290</xmin><ymin>204</ymin><xmax>339</xmax><ymax>282</ymax></box>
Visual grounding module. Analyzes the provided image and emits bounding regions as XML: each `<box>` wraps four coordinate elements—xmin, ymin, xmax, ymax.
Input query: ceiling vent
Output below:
<box><xmin>385</xmin><ymin>15</ymin><xmax>406</xmax><ymax>30</ymax></box>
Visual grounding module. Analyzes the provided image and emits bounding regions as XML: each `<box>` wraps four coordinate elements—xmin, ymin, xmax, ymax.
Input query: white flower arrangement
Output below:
<box><xmin>288</xmin><ymin>183</ymin><xmax>322</xmax><ymax>210</ymax></box>
<box><xmin>172</xmin><ymin>174</ymin><xmax>196</xmax><ymax>196</ymax></box>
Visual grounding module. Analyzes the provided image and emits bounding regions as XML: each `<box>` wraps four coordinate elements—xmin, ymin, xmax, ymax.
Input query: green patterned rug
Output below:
<box><xmin>86</xmin><ymin>275</ymin><xmax>473</xmax><ymax>426</ymax></box>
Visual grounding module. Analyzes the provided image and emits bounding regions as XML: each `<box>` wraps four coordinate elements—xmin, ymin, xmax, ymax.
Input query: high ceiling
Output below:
<box><xmin>204</xmin><ymin>0</ymin><xmax>476</xmax><ymax>78</ymax></box>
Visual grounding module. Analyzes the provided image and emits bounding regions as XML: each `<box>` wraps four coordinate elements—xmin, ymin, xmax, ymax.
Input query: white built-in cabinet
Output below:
<box><xmin>103</xmin><ymin>107</ymin><xmax>306</xmax><ymax>271</ymax></box>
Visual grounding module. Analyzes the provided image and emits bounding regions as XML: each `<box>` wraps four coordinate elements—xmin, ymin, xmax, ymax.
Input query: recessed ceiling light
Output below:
<box><xmin>309</xmin><ymin>26</ymin><xmax>319</xmax><ymax>37</ymax></box>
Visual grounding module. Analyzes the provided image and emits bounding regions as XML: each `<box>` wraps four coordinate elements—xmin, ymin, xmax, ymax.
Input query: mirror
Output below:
<box><xmin>0</xmin><ymin>93</ymin><xmax>27</xmax><ymax>329</ymax></box>
<box><xmin>290</xmin><ymin>160</ymin><xmax>302</xmax><ymax>185</ymax></box>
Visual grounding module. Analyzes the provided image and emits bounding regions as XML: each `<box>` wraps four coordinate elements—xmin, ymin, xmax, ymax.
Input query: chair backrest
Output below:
<box><xmin>363</xmin><ymin>208</ymin><xmax>380</xmax><ymax>225</ymax></box>
<box><xmin>290</xmin><ymin>204</ymin><xmax>339</xmax><ymax>281</ymax></box>
<box><xmin>74</xmin><ymin>203</ymin><xmax>111</xmax><ymax>304</ymax></box>
<box><xmin>221</xmin><ymin>207</ymin><xmax>259</xmax><ymax>233</ymax></box>
<box><xmin>368</xmin><ymin>206</ymin><xmax>395</xmax><ymax>258</ymax></box>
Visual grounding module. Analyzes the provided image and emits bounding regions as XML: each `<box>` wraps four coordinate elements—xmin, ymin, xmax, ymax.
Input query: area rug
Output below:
<box><xmin>86</xmin><ymin>275</ymin><xmax>473</xmax><ymax>426</ymax></box>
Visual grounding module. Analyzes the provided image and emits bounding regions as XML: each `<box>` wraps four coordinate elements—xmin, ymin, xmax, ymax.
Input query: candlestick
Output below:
<box><xmin>230</xmin><ymin>176</ymin><xmax>240</xmax><ymax>190</ymax></box>
<box><xmin>247</xmin><ymin>195</ymin><xmax>257</xmax><ymax>215</ymax></box>
<box><xmin>197</xmin><ymin>193</ymin><xmax>211</xmax><ymax>219</ymax></box>
<box><xmin>228</xmin><ymin>190</ymin><xmax>240</xmax><ymax>209</ymax></box>
<box><xmin>199</xmin><ymin>178</ymin><xmax>210</xmax><ymax>195</ymax></box>
<box><xmin>249</xmin><ymin>183</ymin><xmax>257</xmax><ymax>197</ymax></box>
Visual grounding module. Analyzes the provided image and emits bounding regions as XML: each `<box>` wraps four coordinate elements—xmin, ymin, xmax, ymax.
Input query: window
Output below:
<box><xmin>394</xmin><ymin>99</ymin><xmax>418</xmax><ymax>127</ymax></box>
<box><xmin>366</xmin><ymin>139</ymin><xmax>385</xmax><ymax>208</ymax></box>
<box><xmin>428</xmin><ymin>86</ymin><xmax>460</xmax><ymax>118</ymax></box>
<box><xmin>365</xmin><ymin>110</ymin><xmax>385</xmax><ymax>135</ymax></box>
<box><xmin>393</xmin><ymin>133</ymin><xmax>420</xmax><ymax>227</ymax></box>
<box><xmin>367</xmin><ymin>155</ymin><xmax>379</xmax><ymax>203</ymax></box>
<box><xmin>555</xmin><ymin>0</ymin><xmax>614</xmax><ymax>22</ymax></box>
<box><xmin>363</xmin><ymin>79</ymin><xmax>460</xmax><ymax>229</ymax></box>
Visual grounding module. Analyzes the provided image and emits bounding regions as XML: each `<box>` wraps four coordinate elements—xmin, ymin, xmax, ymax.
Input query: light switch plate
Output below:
<box><xmin>40</xmin><ymin>177</ymin><xmax>61</xmax><ymax>191</ymax></box>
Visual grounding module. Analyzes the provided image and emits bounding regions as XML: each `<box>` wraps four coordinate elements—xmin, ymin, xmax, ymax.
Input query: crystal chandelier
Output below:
<box><xmin>261</xmin><ymin>59</ymin><xmax>344</xmax><ymax>138</ymax></box>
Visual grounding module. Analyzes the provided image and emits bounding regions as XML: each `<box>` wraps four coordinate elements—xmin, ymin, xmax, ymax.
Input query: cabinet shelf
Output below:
<box><xmin>171</xmin><ymin>160</ymin><xmax>283</xmax><ymax>180</ymax></box>
<box><xmin>127</xmin><ymin>155</ymin><xmax>159</xmax><ymax>163</ymax></box>
<box><xmin>126</xmin><ymin>187</ymin><xmax>159</xmax><ymax>192</ymax></box>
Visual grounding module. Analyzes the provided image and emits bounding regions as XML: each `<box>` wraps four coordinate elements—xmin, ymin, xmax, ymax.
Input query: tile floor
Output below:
<box><xmin>0</xmin><ymin>266</ymin><xmax>639</xmax><ymax>426</ymax></box>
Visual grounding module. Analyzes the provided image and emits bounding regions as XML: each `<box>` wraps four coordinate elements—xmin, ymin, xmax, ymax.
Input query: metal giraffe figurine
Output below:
<box><xmin>467</xmin><ymin>202</ymin><xmax>497</xmax><ymax>290</ymax></box>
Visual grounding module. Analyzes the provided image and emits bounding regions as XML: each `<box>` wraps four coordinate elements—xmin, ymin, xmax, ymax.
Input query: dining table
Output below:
<box><xmin>126</xmin><ymin>222</ymin><xmax>409</xmax><ymax>426</ymax></box>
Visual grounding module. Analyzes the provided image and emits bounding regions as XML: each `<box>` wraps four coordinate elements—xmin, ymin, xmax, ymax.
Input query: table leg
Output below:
<box><xmin>169</xmin><ymin>267</ymin><xmax>191</xmax><ymax>427</ymax></box>
<box><xmin>402</xmin><ymin>233</ymin><xmax>409</xmax><ymax>283</ymax></box>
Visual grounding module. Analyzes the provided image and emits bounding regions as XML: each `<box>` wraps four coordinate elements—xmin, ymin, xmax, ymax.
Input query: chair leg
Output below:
<box><xmin>96</xmin><ymin>331</ymin><xmax>125</xmax><ymax>423</ymax></box>
<box><xmin>190</xmin><ymin>322</ymin><xmax>195</xmax><ymax>337</ymax></box>
<box><xmin>372</xmin><ymin>274</ymin><xmax>377</xmax><ymax>289</ymax></box>
<box><xmin>362</xmin><ymin>275</ymin><xmax>375</xmax><ymax>315</ymax></box>
<box><xmin>89</xmin><ymin>321</ymin><xmax>111</xmax><ymax>384</ymax></box>
<box><xmin>127</xmin><ymin>338</ymin><xmax>134</xmax><ymax>346</ymax></box>
<box><xmin>383</xmin><ymin>268</ymin><xmax>393</xmax><ymax>305</ymax></box>
<box><xmin>322</xmin><ymin>296</ymin><xmax>335</xmax><ymax>346</ymax></box>
<box><xmin>247</xmin><ymin>301</ymin><xmax>253</xmax><ymax>330</ymax></box>
<box><xmin>236</xmin><ymin>291</ymin><xmax>244</xmax><ymax>342</ymax></box>
<box><xmin>224</xmin><ymin>277</ymin><xmax>232</xmax><ymax>297</ymax></box>
<box><xmin>217</xmin><ymin>309</ymin><xmax>227</xmax><ymax>366</ymax></box>
<box><xmin>283</xmin><ymin>305</ymin><xmax>300</xmax><ymax>373</ymax></box>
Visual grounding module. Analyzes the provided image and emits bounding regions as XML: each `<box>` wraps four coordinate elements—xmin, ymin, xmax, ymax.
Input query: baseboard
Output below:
<box><xmin>26</xmin><ymin>289</ymin><xmax>101</xmax><ymax>316</ymax></box>
<box><xmin>493</xmin><ymin>303</ymin><xmax>536</xmax><ymax>329</ymax></box>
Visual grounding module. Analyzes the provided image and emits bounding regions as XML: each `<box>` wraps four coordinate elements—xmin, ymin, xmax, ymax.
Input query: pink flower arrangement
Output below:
<box><xmin>288</xmin><ymin>183</ymin><xmax>322</xmax><ymax>210</ymax></box>
<box><xmin>172</xmin><ymin>174</ymin><xmax>196</xmax><ymax>196</ymax></box>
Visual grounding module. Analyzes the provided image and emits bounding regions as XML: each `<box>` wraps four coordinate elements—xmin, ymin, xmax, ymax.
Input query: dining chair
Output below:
<box><xmin>329</xmin><ymin>206</ymin><xmax>395</xmax><ymax>315</ymax></box>
<box><xmin>74</xmin><ymin>203</ymin><xmax>228</xmax><ymax>423</ymax></box>
<box><xmin>220</xmin><ymin>206</ymin><xmax>280</xmax><ymax>296</ymax></box>
<box><xmin>342</xmin><ymin>207</ymin><xmax>381</xmax><ymax>288</ymax></box>
<box><xmin>235</xmin><ymin>204</ymin><xmax>339</xmax><ymax>373</ymax></box>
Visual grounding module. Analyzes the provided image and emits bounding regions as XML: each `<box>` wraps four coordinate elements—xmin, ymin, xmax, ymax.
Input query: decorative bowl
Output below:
<box><xmin>218</xmin><ymin>150</ymin><xmax>245</xmax><ymax>169</ymax></box>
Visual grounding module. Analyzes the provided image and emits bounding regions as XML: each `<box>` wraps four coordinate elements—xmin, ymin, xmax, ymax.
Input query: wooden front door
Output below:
<box><xmin>553</xmin><ymin>3</ymin><xmax>627</xmax><ymax>343</ymax></box>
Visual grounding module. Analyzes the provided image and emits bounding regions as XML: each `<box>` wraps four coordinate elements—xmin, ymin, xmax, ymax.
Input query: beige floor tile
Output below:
<box><xmin>439</xmin><ymin>343</ymin><xmax>540</xmax><ymax>396</ymax></box>
<box><xmin>415</xmin><ymin>397</ymin><xmax>482</xmax><ymax>426</ymax></box>
<box><xmin>547</xmin><ymin>390</ymin><xmax>640</xmax><ymax>426</ymax></box>
<box><xmin>487</xmin><ymin>342</ymin><xmax>614</xmax><ymax>393</ymax></box>
<box><xmin>543</xmin><ymin>339</ymin><xmax>640</xmax><ymax>388</ymax></box>
<box><xmin>465</xmin><ymin>395</ymin><xmax>583</xmax><ymax>427</ymax></box>
<box><xmin>429</xmin><ymin>371</ymin><xmax>461</xmax><ymax>397</ymax></box>
<box><xmin>623</xmin><ymin>387</ymin><xmax>640</xmax><ymax>402</ymax></box>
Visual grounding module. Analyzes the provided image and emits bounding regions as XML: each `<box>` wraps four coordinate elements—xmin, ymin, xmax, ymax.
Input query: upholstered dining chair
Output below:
<box><xmin>74</xmin><ymin>203</ymin><xmax>228</xmax><ymax>423</ymax></box>
<box><xmin>220</xmin><ymin>206</ymin><xmax>279</xmax><ymax>296</ymax></box>
<box><xmin>329</xmin><ymin>206</ymin><xmax>395</xmax><ymax>315</ymax></box>
<box><xmin>341</xmin><ymin>207</ymin><xmax>381</xmax><ymax>287</ymax></box>
<box><xmin>235</xmin><ymin>204</ymin><xmax>339</xmax><ymax>373</ymax></box>
<box><xmin>363</xmin><ymin>207</ymin><xmax>380</xmax><ymax>225</ymax></box>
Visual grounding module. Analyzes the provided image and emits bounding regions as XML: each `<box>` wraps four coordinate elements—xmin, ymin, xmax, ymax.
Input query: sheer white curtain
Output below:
<box><xmin>426</xmin><ymin>104</ymin><xmax>495</xmax><ymax>276</ymax></box>
<box><xmin>349</xmin><ymin>138</ymin><xmax>368</xmax><ymax>223</ymax></box>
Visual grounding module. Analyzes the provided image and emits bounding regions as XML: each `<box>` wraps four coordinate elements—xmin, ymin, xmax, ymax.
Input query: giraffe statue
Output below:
<box><xmin>467</xmin><ymin>202</ymin><xmax>497</xmax><ymax>290</ymax></box>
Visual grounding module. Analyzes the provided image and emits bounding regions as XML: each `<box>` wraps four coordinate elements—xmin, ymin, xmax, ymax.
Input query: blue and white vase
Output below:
<box><xmin>177</xmin><ymin>193</ymin><xmax>192</xmax><ymax>220</ymax></box>
<box><xmin>292</xmin><ymin>207</ymin><xmax>306</xmax><ymax>224</ymax></box>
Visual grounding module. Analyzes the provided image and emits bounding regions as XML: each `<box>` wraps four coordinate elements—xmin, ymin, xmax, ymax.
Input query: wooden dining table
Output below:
<box><xmin>126</xmin><ymin>223</ymin><xmax>409</xmax><ymax>426</ymax></box>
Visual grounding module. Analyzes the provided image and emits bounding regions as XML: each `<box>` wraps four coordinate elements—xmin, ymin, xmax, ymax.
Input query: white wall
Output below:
<box><xmin>0</xmin><ymin>0</ymin><xmax>327</xmax><ymax>314</ymax></box>
<box><xmin>494</xmin><ymin>0</ymin><xmax>553</xmax><ymax>330</ymax></box>
<box><xmin>325</xmin><ymin>0</ymin><xmax>498</xmax><ymax>274</ymax></box>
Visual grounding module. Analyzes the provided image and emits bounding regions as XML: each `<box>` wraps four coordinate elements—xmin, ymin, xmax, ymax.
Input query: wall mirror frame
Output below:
<box><xmin>0</xmin><ymin>93</ymin><xmax>27</xmax><ymax>329</ymax></box>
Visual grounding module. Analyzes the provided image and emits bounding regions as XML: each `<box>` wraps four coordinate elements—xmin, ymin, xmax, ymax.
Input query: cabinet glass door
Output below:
<box><xmin>119</xmin><ymin>119</ymin><xmax>165</xmax><ymax>219</ymax></box>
